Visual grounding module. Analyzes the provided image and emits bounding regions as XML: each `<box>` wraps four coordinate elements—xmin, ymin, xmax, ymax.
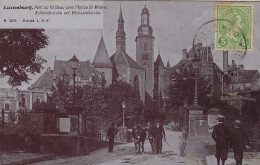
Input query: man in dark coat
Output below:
<box><xmin>230</xmin><ymin>120</ymin><xmax>250</xmax><ymax>165</ymax></box>
<box><xmin>146</xmin><ymin>122</ymin><xmax>155</xmax><ymax>154</ymax></box>
<box><xmin>152</xmin><ymin>120</ymin><xmax>166</xmax><ymax>154</ymax></box>
<box><xmin>212</xmin><ymin>115</ymin><xmax>230</xmax><ymax>165</ymax></box>
<box><xmin>107</xmin><ymin>122</ymin><xmax>118</xmax><ymax>152</ymax></box>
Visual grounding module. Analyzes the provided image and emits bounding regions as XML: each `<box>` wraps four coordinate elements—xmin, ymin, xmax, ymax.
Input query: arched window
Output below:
<box><xmin>144</xmin><ymin>43</ymin><xmax>148</xmax><ymax>51</ymax></box>
<box><xmin>35</xmin><ymin>98</ymin><xmax>41</xmax><ymax>106</ymax></box>
<box><xmin>133</xmin><ymin>75</ymin><xmax>140</xmax><ymax>94</ymax></box>
<box><xmin>22</xmin><ymin>97</ymin><xmax>26</xmax><ymax>107</ymax></box>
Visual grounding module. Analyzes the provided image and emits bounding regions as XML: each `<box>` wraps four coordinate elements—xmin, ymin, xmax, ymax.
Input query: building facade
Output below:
<box><xmin>172</xmin><ymin>43</ymin><xmax>225</xmax><ymax>99</ymax></box>
<box><xmin>0</xmin><ymin>88</ymin><xmax>48</xmax><ymax>112</ymax></box>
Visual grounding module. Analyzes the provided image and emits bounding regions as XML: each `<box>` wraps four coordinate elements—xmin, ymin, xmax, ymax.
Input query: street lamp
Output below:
<box><xmin>69</xmin><ymin>54</ymin><xmax>79</xmax><ymax>104</ymax></box>
<box><xmin>122</xmin><ymin>101</ymin><xmax>126</xmax><ymax>127</ymax></box>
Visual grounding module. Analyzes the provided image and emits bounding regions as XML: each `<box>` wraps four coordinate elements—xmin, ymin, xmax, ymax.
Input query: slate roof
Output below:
<box><xmin>238</xmin><ymin>70</ymin><xmax>260</xmax><ymax>83</ymax></box>
<box><xmin>53</xmin><ymin>59</ymin><xmax>95</xmax><ymax>80</ymax></box>
<box><xmin>30</xmin><ymin>69</ymin><xmax>53</xmax><ymax>90</ymax></box>
<box><xmin>93</xmin><ymin>37</ymin><xmax>113</xmax><ymax>68</ymax></box>
<box><xmin>110</xmin><ymin>51</ymin><xmax>143</xmax><ymax>69</ymax></box>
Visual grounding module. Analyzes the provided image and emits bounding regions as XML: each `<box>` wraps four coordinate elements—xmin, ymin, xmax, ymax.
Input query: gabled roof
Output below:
<box><xmin>93</xmin><ymin>37</ymin><xmax>113</xmax><ymax>68</ymax></box>
<box><xmin>30</xmin><ymin>69</ymin><xmax>53</xmax><ymax>90</ymax></box>
<box><xmin>110</xmin><ymin>51</ymin><xmax>143</xmax><ymax>69</ymax></box>
<box><xmin>155</xmin><ymin>54</ymin><xmax>165</xmax><ymax>68</ymax></box>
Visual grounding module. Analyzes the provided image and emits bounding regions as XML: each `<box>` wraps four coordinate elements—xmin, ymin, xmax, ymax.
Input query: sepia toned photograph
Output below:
<box><xmin>0</xmin><ymin>1</ymin><xmax>260</xmax><ymax>165</ymax></box>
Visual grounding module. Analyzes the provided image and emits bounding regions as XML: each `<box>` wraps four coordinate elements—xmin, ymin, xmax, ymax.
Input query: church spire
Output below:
<box><xmin>166</xmin><ymin>59</ymin><xmax>170</xmax><ymax>69</ymax></box>
<box><xmin>116</xmin><ymin>4</ymin><xmax>126</xmax><ymax>52</ymax></box>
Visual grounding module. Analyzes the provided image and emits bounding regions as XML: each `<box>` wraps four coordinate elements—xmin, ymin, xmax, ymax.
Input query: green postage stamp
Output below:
<box><xmin>215</xmin><ymin>3</ymin><xmax>253</xmax><ymax>51</ymax></box>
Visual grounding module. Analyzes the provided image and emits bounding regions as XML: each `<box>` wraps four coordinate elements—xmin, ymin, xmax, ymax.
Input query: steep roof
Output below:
<box><xmin>155</xmin><ymin>54</ymin><xmax>165</xmax><ymax>68</ymax></box>
<box><xmin>110</xmin><ymin>51</ymin><xmax>143</xmax><ymax>69</ymax></box>
<box><xmin>30</xmin><ymin>68</ymin><xmax>53</xmax><ymax>90</ymax></box>
<box><xmin>93</xmin><ymin>37</ymin><xmax>113</xmax><ymax>68</ymax></box>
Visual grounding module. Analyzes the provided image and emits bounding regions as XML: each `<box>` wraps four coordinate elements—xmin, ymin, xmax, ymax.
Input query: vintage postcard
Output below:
<box><xmin>0</xmin><ymin>1</ymin><xmax>259</xmax><ymax>165</ymax></box>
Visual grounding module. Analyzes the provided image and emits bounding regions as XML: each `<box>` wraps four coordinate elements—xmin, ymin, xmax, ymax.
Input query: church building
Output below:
<box><xmin>26</xmin><ymin>5</ymin><xmax>171</xmax><ymax>110</ymax></box>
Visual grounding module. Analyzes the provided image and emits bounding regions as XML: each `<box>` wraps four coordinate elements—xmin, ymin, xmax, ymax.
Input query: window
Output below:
<box><xmin>208</xmin><ymin>69</ymin><xmax>212</xmax><ymax>74</ymax></box>
<box><xmin>35</xmin><ymin>98</ymin><xmax>41</xmax><ymax>105</ymax></box>
<box><xmin>240</xmin><ymin>84</ymin><xmax>245</xmax><ymax>90</ymax></box>
<box><xmin>76</xmin><ymin>76</ymin><xmax>81</xmax><ymax>82</ymax></box>
<box><xmin>22</xmin><ymin>97</ymin><xmax>26</xmax><ymax>107</ymax></box>
<box><xmin>4</xmin><ymin>103</ymin><xmax>10</xmax><ymax>111</ymax></box>
<box><xmin>142</xmin><ymin>52</ymin><xmax>148</xmax><ymax>60</ymax></box>
<box><xmin>62</xmin><ymin>63</ymin><xmax>65</xmax><ymax>68</ymax></box>
<box><xmin>144</xmin><ymin>43</ymin><xmax>148</xmax><ymax>51</ymax></box>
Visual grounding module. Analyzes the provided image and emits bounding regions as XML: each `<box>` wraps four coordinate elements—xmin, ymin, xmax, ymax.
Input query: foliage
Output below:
<box><xmin>165</xmin><ymin>63</ymin><xmax>211</xmax><ymax>124</ymax></box>
<box><xmin>0</xmin><ymin>29</ymin><xmax>49</xmax><ymax>86</ymax></box>
<box><xmin>144</xmin><ymin>108</ymin><xmax>165</xmax><ymax>123</ymax></box>
<box><xmin>166</xmin><ymin>63</ymin><xmax>211</xmax><ymax>109</ymax></box>
<box><xmin>104</xmin><ymin>81</ymin><xmax>144</xmax><ymax>125</ymax></box>
<box><xmin>50</xmin><ymin>78</ymin><xmax>144</xmax><ymax>133</ymax></box>
<box><xmin>51</xmin><ymin>75</ymin><xmax>83</xmax><ymax>111</ymax></box>
<box><xmin>240</xmin><ymin>90</ymin><xmax>260</xmax><ymax>127</ymax></box>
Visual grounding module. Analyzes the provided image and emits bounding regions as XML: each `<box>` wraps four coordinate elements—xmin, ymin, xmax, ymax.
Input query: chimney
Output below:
<box><xmin>236</xmin><ymin>67</ymin><xmax>239</xmax><ymax>83</ymax></box>
<box><xmin>182</xmin><ymin>49</ymin><xmax>187</xmax><ymax>59</ymax></box>
<box><xmin>223</xmin><ymin>50</ymin><xmax>228</xmax><ymax>74</ymax></box>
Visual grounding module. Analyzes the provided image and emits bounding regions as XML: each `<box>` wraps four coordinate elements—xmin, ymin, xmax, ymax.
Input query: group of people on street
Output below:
<box><xmin>132</xmin><ymin>119</ymin><xmax>166</xmax><ymax>154</ymax></box>
<box><xmin>212</xmin><ymin>115</ymin><xmax>250</xmax><ymax>165</ymax></box>
<box><xmin>106</xmin><ymin>120</ymin><xmax>166</xmax><ymax>155</ymax></box>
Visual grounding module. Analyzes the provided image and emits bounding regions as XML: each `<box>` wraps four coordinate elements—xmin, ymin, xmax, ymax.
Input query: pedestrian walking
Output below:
<box><xmin>146</xmin><ymin>122</ymin><xmax>155</xmax><ymax>154</ymax></box>
<box><xmin>152</xmin><ymin>120</ymin><xmax>166</xmax><ymax>154</ymax></box>
<box><xmin>212</xmin><ymin>115</ymin><xmax>230</xmax><ymax>165</ymax></box>
<box><xmin>107</xmin><ymin>122</ymin><xmax>118</xmax><ymax>152</ymax></box>
<box><xmin>230</xmin><ymin>120</ymin><xmax>250</xmax><ymax>165</ymax></box>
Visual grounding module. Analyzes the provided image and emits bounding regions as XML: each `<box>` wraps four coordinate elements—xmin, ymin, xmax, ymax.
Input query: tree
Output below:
<box><xmin>165</xmin><ymin>63</ymin><xmax>211</xmax><ymax>125</ymax></box>
<box><xmin>79</xmin><ymin>80</ymin><xmax>144</xmax><ymax>136</ymax></box>
<box><xmin>104</xmin><ymin>81</ymin><xmax>144</xmax><ymax>125</ymax></box>
<box><xmin>0</xmin><ymin>29</ymin><xmax>49</xmax><ymax>86</ymax></box>
<box><xmin>51</xmin><ymin>75</ymin><xmax>83</xmax><ymax>112</ymax></box>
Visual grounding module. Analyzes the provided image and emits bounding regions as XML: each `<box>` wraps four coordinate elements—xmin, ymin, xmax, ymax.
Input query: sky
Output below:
<box><xmin>1</xmin><ymin>1</ymin><xmax>260</xmax><ymax>90</ymax></box>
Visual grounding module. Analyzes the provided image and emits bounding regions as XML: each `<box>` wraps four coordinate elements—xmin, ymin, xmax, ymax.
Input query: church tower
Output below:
<box><xmin>136</xmin><ymin>6</ymin><xmax>155</xmax><ymax>100</ymax></box>
<box><xmin>116</xmin><ymin>5</ymin><xmax>126</xmax><ymax>52</ymax></box>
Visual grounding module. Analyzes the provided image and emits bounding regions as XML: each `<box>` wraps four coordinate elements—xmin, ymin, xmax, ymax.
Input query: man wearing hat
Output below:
<box><xmin>152</xmin><ymin>120</ymin><xmax>166</xmax><ymax>154</ymax></box>
<box><xmin>146</xmin><ymin>122</ymin><xmax>155</xmax><ymax>154</ymax></box>
<box><xmin>230</xmin><ymin>120</ymin><xmax>250</xmax><ymax>165</ymax></box>
<box><xmin>107</xmin><ymin>122</ymin><xmax>118</xmax><ymax>152</ymax></box>
<box><xmin>212</xmin><ymin>115</ymin><xmax>230</xmax><ymax>165</ymax></box>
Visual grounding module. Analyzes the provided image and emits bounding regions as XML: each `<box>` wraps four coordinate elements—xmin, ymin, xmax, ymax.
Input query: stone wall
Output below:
<box><xmin>40</xmin><ymin>134</ymin><xmax>110</xmax><ymax>156</ymax></box>
<box><xmin>185</xmin><ymin>136</ymin><xmax>215</xmax><ymax>158</ymax></box>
